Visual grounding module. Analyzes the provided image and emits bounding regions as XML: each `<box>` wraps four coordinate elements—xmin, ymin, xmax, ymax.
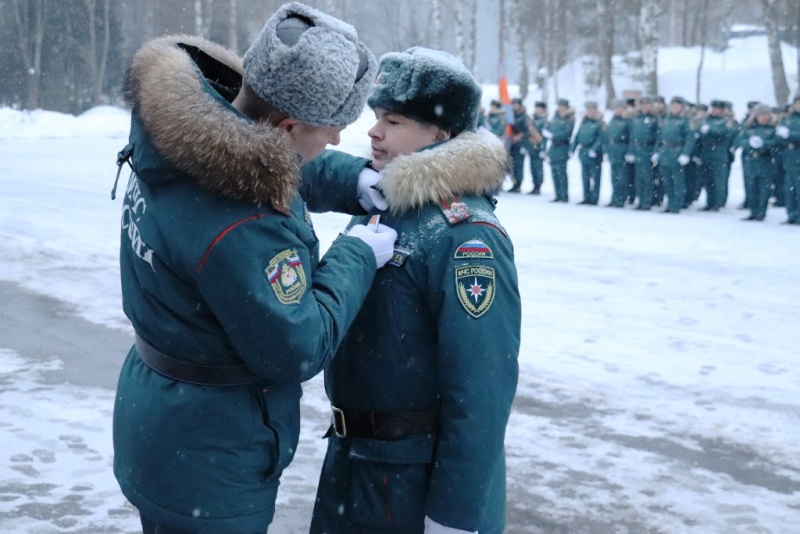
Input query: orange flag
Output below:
<box><xmin>498</xmin><ymin>74</ymin><xmax>513</xmax><ymax>137</ymax></box>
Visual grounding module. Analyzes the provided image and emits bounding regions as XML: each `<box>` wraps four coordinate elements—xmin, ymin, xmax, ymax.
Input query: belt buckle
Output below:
<box><xmin>331</xmin><ymin>406</ymin><xmax>346</xmax><ymax>438</ymax></box>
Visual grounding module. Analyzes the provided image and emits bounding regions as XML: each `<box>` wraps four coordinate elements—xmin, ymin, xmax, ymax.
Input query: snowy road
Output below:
<box><xmin>1</xmin><ymin>110</ymin><xmax>799</xmax><ymax>533</ymax></box>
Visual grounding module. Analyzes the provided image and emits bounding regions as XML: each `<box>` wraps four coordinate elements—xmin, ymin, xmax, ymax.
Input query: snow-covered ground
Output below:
<box><xmin>1</xmin><ymin>36</ymin><xmax>799</xmax><ymax>533</ymax></box>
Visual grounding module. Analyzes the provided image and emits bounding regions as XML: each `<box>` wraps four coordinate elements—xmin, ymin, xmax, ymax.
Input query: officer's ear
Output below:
<box><xmin>276</xmin><ymin>117</ymin><xmax>301</xmax><ymax>132</ymax></box>
<box><xmin>434</xmin><ymin>129</ymin><xmax>451</xmax><ymax>142</ymax></box>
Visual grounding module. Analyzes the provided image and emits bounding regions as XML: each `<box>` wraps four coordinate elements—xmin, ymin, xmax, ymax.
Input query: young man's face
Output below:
<box><xmin>368</xmin><ymin>108</ymin><xmax>447</xmax><ymax>171</ymax></box>
<box><xmin>756</xmin><ymin>112</ymin><xmax>771</xmax><ymax>125</ymax></box>
<box><xmin>287</xmin><ymin>122</ymin><xmax>346</xmax><ymax>164</ymax></box>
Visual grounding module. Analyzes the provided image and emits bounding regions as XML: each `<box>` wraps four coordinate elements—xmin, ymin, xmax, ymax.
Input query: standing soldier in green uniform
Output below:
<box><xmin>605</xmin><ymin>99</ymin><xmax>632</xmax><ymax>208</ymax></box>
<box><xmin>722</xmin><ymin>101</ymin><xmax>739</xmax><ymax>207</ymax></box>
<box><xmin>486</xmin><ymin>99</ymin><xmax>506</xmax><ymax>139</ymax></box>
<box><xmin>775</xmin><ymin>94</ymin><xmax>800</xmax><ymax>224</ymax></box>
<box><xmin>543</xmin><ymin>98</ymin><xmax>575</xmax><ymax>202</ymax></box>
<box><xmin>570</xmin><ymin>101</ymin><xmax>605</xmax><ymax>205</ymax></box>
<box><xmin>652</xmin><ymin>96</ymin><xmax>698</xmax><ymax>213</ymax></box>
<box><xmin>626</xmin><ymin>96</ymin><xmax>660</xmax><ymax>210</ymax></box>
<box><xmin>686</xmin><ymin>103</ymin><xmax>706</xmax><ymax>207</ymax></box>
<box><xmin>651</xmin><ymin>96</ymin><xmax>668</xmax><ymax>206</ymax></box>
<box><xmin>737</xmin><ymin>104</ymin><xmax>777</xmax><ymax>221</ymax></box>
<box><xmin>738</xmin><ymin>101</ymin><xmax>761</xmax><ymax>210</ymax></box>
<box><xmin>529</xmin><ymin>101</ymin><xmax>548</xmax><ymax>195</ymax></box>
<box><xmin>306</xmin><ymin>46</ymin><xmax>520</xmax><ymax>534</ymax></box>
<box><xmin>697</xmin><ymin>100</ymin><xmax>737</xmax><ymax>211</ymax></box>
<box><xmin>771</xmin><ymin>105</ymin><xmax>788</xmax><ymax>208</ymax></box>
<box><xmin>507</xmin><ymin>97</ymin><xmax>530</xmax><ymax>192</ymax></box>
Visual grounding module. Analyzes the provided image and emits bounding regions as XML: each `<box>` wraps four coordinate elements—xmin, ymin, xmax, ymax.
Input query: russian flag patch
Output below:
<box><xmin>454</xmin><ymin>239</ymin><xmax>493</xmax><ymax>259</ymax></box>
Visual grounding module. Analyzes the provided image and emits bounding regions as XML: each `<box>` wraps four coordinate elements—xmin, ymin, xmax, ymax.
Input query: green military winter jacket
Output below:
<box><xmin>697</xmin><ymin>115</ymin><xmax>737</xmax><ymax>163</ymax></box>
<box><xmin>604</xmin><ymin>115</ymin><xmax>630</xmax><ymax>162</ymax></box>
<box><xmin>777</xmin><ymin>110</ymin><xmax>800</xmax><ymax>172</ymax></box>
<box><xmin>570</xmin><ymin>115</ymin><xmax>605</xmax><ymax>163</ymax></box>
<box><xmin>547</xmin><ymin>109</ymin><xmax>575</xmax><ymax>162</ymax></box>
<box><xmin>113</xmin><ymin>36</ymin><xmax>375</xmax><ymax>533</ymax></box>
<box><xmin>303</xmin><ymin>131</ymin><xmax>521</xmax><ymax>534</ymax></box>
<box><xmin>627</xmin><ymin>111</ymin><xmax>660</xmax><ymax>160</ymax></box>
<box><xmin>737</xmin><ymin>121</ymin><xmax>778</xmax><ymax>177</ymax></box>
<box><xmin>655</xmin><ymin>113</ymin><xmax>698</xmax><ymax>164</ymax></box>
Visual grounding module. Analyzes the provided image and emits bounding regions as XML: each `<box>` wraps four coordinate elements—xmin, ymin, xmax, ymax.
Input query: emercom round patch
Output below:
<box><xmin>265</xmin><ymin>249</ymin><xmax>307</xmax><ymax>305</ymax></box>
<box><xmin>455</xmin><ymin>265</ymin><xmax>495</xmax><ymax>318</ymax></box>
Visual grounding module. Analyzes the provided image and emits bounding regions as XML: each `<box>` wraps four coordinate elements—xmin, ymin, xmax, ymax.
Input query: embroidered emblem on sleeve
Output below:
<box><xmin>455</xmin><ymin>265</ymin><xmax>496</xmax><ymax>318</ymax></box>
<box><xmin>454</xmin><ymin>239</ymin><xmax>494</xmax><ymax>259</ymax></box>
<box><xmin>265</xmin><ymin>249</ymin><xmax>307</xmax><ymax>305</ymax></box>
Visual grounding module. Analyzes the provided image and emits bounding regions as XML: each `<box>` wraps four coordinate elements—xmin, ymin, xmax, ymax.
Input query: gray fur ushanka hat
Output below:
<box><xmin>243</xmin><ymin>2</ymin><xmax>376</xmax><ymax>126</ymax></box>
<box><xmin>367</xmin><ymin>47</ymin><xmax>482</xmax><ymax>136</ymax></box>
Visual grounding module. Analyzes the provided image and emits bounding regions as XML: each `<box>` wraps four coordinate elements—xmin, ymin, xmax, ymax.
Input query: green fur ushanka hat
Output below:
<box><xmin>367</xmin><ymin>47</ymin><xmax>482</xmax><ymax>136</ymax></box>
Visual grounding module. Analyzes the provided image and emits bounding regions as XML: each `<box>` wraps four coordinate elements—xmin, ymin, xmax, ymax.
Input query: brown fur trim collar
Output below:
<box><xmin>379</xmin><ymin>131</ymin><xmax>507</xmax><ymax>214</ymax></box>
<box><xmin>124</xmin><ymin>35</ymin><xmax>299</xmax><ymax>207</ymax></box>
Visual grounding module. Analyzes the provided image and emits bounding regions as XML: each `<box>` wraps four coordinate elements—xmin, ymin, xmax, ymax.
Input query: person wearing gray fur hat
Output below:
<box><xmin>303</xmin><ymin>47</ymin><xmax>520</xmax><ymax>534</ymax></box>
<box><xmin>111</xmin><ymin>3</ymin><xmax>397</xmax><ymax>534</ymax></box>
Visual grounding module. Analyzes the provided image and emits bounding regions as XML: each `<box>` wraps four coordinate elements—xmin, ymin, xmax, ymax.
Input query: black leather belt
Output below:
<box><xmin>329</xmin><ymin>407</ymin><xmax>439</xmax><ymax>440</ymax></box>
<box><xmin>134</xmin><ymin>334</ymin><xmax>263</xmax><ymax>386</ymax></box>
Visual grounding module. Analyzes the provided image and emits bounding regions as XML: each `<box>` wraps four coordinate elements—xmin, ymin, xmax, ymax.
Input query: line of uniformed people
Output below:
<box><xmin>479</xmin><ymin>93</ymin><xmax>800</xmax><ymax>225</ymax></box>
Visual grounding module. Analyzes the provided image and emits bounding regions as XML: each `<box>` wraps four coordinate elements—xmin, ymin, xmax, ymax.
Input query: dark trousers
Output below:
<box><xmin>773</xmin><ymin>164</ymin><xmax>786</xmax><ymax>205</ymax></box>
<box><xmin>509</xmin><ymin>143</ymin><xmax>525</xmax><ymax>189</ymax></box>
<box><xmin>661</xmin><ymin>163</ymin><xmax>686</xmax><ymax>212</ymax></box>
<box><xmin>747</xmin><ymin>172</ymin><xmax>772</xmax><ymax>220</ymax></box>
<box><xmin>580</xmin><ymin>158</ymin><xmax>602</xmax><ymax>204</ymax></box>
<box><xmin>634</xmin><ymin>159</ymin><xmax>654</xmax><ymax>209</ymax></box>
<box><xmin>551</xmin><ymin>159</ymin><xmax>569</xmax><ymax>201</ymax></box>
<box><xmin>610</xmin><ymin>159</ymin><xmax>631</xmax><ymax>207</ymax></box>
<box><xmin>530</xmin><ymin>153</ymin><xmax>544</xmax><ymax>188</ymax></box>
<box><xmin>701</xmin><ymin>160</ymin><xmax>728</xmax><ymax>209</ymax></box>
<box><xmin>625</xmin><ymin>162</ymin><xmax>636</xmax><ymax>202</ymax></box>
<box><xmin>786</xmin><ymin>170</ymin><xmax>800</xmax><ymax>222</ymax></box>
<box><xmin>652</xmin><ymin>165</ymin><xmax>664</xmax><ymax>205</ymax></box>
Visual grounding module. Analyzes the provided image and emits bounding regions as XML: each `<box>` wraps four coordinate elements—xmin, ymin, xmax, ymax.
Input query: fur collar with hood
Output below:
<box><xmin>379</xmin><ymin>130</ymin><xmax>508</xmax><ymax>215</ymax></box>
<box><xmin>124</xmin><ymin>35</ymin><xmax>299</xmax><ymax>208</ymax></box>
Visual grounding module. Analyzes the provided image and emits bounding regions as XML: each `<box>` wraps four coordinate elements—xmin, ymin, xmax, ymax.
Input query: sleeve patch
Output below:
<box><xmin>455</xmin><ymin>265</ymin><xmax>496</xmax><ymax>318</ymax></box>
<box><xmin>454</xmin><ymin>239</ymin><xmax>494</xmax><ymax>260</ymax></box>
<box><xmin>265</xmin><ymin>249</ymin><xmax>307</xmax><ymax>305</ymax></box>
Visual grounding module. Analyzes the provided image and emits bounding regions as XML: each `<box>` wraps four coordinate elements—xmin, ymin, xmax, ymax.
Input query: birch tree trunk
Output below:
<box><xmin>469</xmin><ymin>0</ymin><xmax>478</xmax><ymax>73</ymax></box>
<box><xmin>195</xmin><ymin>0</ymin><xmax>213</xmax><ymax>38</ymax></box>
<box><xmin>597</xmin><ymin>0</ymin><xmax>616</xmax><ymax>106</ymax></box>
<box><xmin>12</xmin><ymin>0</ymin><xmax>45</xmax><ymax>110</ymax></box>
<box><xmin>95</xmin><ymin>0</ymin><xmax>110</xmax><ymax>105</ymax></box>
<box><xmin>228</xmin><ymin>0</ymin><xmax>238</xmax><ymax>52</ymax></box>
<box><xmin>510</xmin><ymin>0</ymin><xmax>528</xmax><ymax>99</ymax></box>
<box><xmin>762</xmin><ymin>0</ymin><xmax>790</xmax><ymax>105</ymax></box>
<box><xmin>455</xmin><ymin>0</ymin><xmax>465</xmax><ymax>63</ymax></box>
<box><xmin>639</xmin><ymin>0</ymin><xmax>662</xmax><ymax>96</ymax></box>
<box><xmin>432</xmin><ymin>0</ymin><xmax>442</xmax><ymax>50</ymax></box>
<box><xmin>694</xmin><ymin>0</ymin><xmax>710</xmax><ymax>103</ymax></box>
<box><xmin>498</xmin><ymin>0</ymin><xmax>506</xmax><ymax>72</ymax></box>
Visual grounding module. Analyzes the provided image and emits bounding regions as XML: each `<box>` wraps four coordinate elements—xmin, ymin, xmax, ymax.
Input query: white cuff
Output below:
<box><xmin>424</xmin><ymin>516</ymin><xmax>477</xmax><ymax>534</ymax></box>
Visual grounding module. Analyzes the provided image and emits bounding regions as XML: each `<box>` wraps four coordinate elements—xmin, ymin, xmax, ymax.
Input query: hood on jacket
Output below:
<box><xmin>379</xmin><ymin>130</ymin><xmax>507</xmax><ymax>214</ymax></box>
<box><xmin>124</xmin><ymin>35</ymin><xmax>299</xmax><ymax>207</ymax></box>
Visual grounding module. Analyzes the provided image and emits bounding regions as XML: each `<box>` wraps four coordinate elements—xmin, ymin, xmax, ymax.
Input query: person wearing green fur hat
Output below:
<box><xmin>303</xmin><ymin>46</ymin><xmax>520</xmax><ymax>534</ymax></box>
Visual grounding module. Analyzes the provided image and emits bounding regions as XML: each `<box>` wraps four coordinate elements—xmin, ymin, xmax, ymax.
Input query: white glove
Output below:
<box><xmin>624</xmin><ymin>154</ymin><xmax>635</xmax><ymax>163</ymax></box>
<box><xmin>748</xmin><ymin>135</ymin><xmax>764</xmax><ymax>149</ymax></box>
<box><xmin>538</xmin><ymin>151</ymin><xmax>546</xmax><ymax>158</ymax></box>
<box><xmin>776</xmin><ymin>125</ymin><xmax>790</xmax><ymax>139</ymax></box>
<box><xmin>588</xmin><ymin>149</ymin><xmax>597</xmax><ymax>158</ymax></box>
<box><xmin>692</xmin><ymin>156</ymin><xmax>702</xmax><ymax>165</ymax></box>
<box><xmin>700</xmin><ymin>124</ymin><xmax>710</xmax><ymax>134</ymax></box>
<box><xmin>650</xmin><ymin>153</ymin><xmax>659</xmax><ymax>165</ymax></box>
<box><xmin>346</xmin><ymin>220</ymin><xmax>397</xmax><ymax>268</ymax></box>
<box><xmin>541</xmin><ymin>128</ymin><xmax>553</xmax><ymax>139</ymax></box>
<box><xmin>424</xmin><ymin>516</ymin><xmax>477</xmax><ymax>534</ymax></box>
<box><xmin>357</xmin><ymin>168</ymin><xmax>388</xmax><ymax>212</ymax></box>
<box><xmin>677</xmin><ymin>154</ymin><xmax>690</xmax><ymax>166</ymax></box>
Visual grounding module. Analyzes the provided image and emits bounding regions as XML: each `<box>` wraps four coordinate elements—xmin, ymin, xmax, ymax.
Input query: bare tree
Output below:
<box><xmin>195</xmin><ymin>0</ymin><xmax>213</xmax><ymax>38</ymax></box>
<box><xmin>468</xmin><ymin>0</ymin><xmax>478</xmax><ymax>73</ymax></box>
<box><xmin>597</xmin><ymin>0</ymin><xmax>616</xmax><ymax>106</ymax></box>
<box><xmin>11</xmin><ymin>0</ymin><xmax>45</xmax><ymax>110</ymax></box>
<box><xmin>639</xmin><ymin>0</ymin><xmax>662</xmax><ymax>96</ymax></box>
<box><xmin>761</xmin><ymin>0</ymin><xmax>790</xmax><ymax>105</ymax></box>
<box><xmin>455</xmin><ymin>0</ymin><xmax>465</xmax><ymax>62</ymax></box>
<box><xmin>431</xmin><ymin>0</ymin><xmax>442</xmax><ymax>50</ymax></box>
<box><xmin>498</xmin><ymin>0</ymin><xmax>506</xmax><ymax>77</ymax></box>
<box><xmin>228</xmin><ymin>0</ymin><xmax>238</xmax><ymax>51</ymax></box>
<box><xmin>84</xmin><ymin>0</ymin><xmax>111</xmax><ymax>106</ymax></box>
<box><xmin>509</xmin><ymin>0</ymin><xmax>529</xmax><ymax>98</ymax></box>
<box><xmin>694</xmin><ymin>0</ymin><xmax>710</xmax><ymax>102</ymax></box>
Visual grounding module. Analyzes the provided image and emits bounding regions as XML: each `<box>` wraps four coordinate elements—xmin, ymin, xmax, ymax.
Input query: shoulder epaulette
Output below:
<box><xmin>439</xmin><ymin>199</ymin><xmax>472</xmax><ymax>226</ymax></box>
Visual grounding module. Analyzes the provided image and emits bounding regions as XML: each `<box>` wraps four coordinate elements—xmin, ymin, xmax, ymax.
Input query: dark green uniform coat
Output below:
<box><xmin>696</xmin><ymin>114</ymin><xmax>737</xmax><ymax>210</ymax></box>
<box><xmin>627</xmin><ymin>112</ymin><xmax>660</xmax><ymax>209</ymax></box>
<box><xmin>547</xmin><ymin>109</ymin><xmax>575</xmax><ymax>201</ymax></box>
<box><xmin>486</xmin><ymin>111</ymin><xmax>506</xmax><ymax>139</ymax></box>
<box><xmin>112</xmin><ymin>36</ymin><xmax>375</xmax><ymax>534</ymax></box>
<box><xmin>777</xmin><ymin>110</ymin><xmax>800</xmax><ymax>223</ymax></box>
<box><xmin>530</xmin><ymin>114</ymin><xmax>548</xmax><ymax>190</ymax></box>
<box><xmin>604</xmin><ymin>114</ymin><xmax>632</xmax><ymax>207</ymax></box>
<box><xmin>654</xmin><ymin>113</ymin><xmax>698</xmax><ymax>212</ymax></box>
<box><xmin>737</xmin><ymin>121</ymin><xmax>778</xmax><ymax>220</ymax></box>
<box><xmin>570</xmin><ymin>115</ymin><xmax>605</xmax><ymax>205</ymax></box>
<box><xmin>509</xmin><ymin>109</ymin><xmax>531</xmax><ymax>191</ymax></box>
<box><xmin>305</xmin><ymin>132</ymin><xmax>521</xmax><ymax>534</ymax></box>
